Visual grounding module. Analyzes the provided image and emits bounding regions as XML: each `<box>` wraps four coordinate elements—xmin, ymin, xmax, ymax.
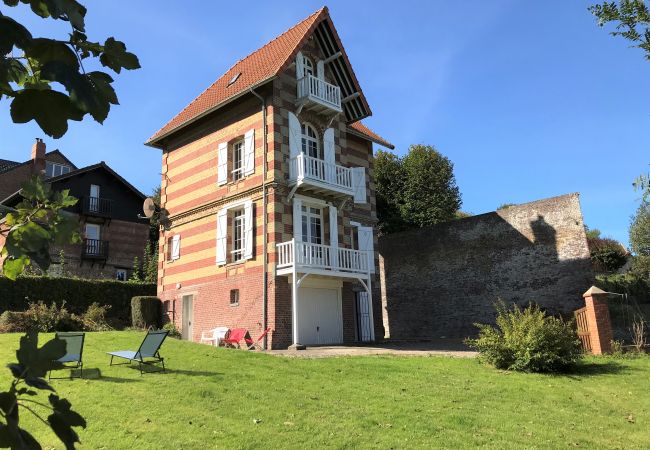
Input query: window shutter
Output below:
<box><xmin>323</xmin><ymin>128</ymin><xmax>335</xmax><ymax>166</ymax></box>
<box><xmin>243</xmin><ymin>129</ymin><xmax>255</xmax><ymax>176</ymax></box>
<box><xmin>296</xmin><ymin>51</ymin><xmax>304</xmax><ymax>79</ymax></box>
<box><xmin>288</xmin><ymin>112</ymin><xmax>301</xmax><ymax>160</ymax></box>
<box><xmin>171</xmin><ymin>234</ymin><xmax>181</xmax><ymax>261</ymax></box>
<box><xmin>243</xmin><ymin>200</ymin><xmax>254</xmax><ymax>260</ymax></box>
<box><xmin>292</xmin><ymin>198</ymin><xmax>302</xmax><ymax>242</ymax></box>
<box><xmin>351</xmin><ymin>167</ymin><xmax>367</xmax><ymax>204</ymax></box>
<box><xmin>357</xmin><ymin>226</ymin><xmax>375</xmax><ymax>273</ymax></box>
<box><xmin>329</xmin><ymin>205</ymin><xmax>338</xmax><ymax>269</ymax></box>
<box><xmin>317</xmin><ymin>60</ymin><xmax>324</xmax><ymax>80</ymax></box>
<box><xmin>217</xmin><ymin>142</ymin><xmax>228</xmax><ymax>185</ymax></box>
<box><xmin>216</xmin><ymin>209</ymin><xmax>228</xmax><ymax>265</ymax></box>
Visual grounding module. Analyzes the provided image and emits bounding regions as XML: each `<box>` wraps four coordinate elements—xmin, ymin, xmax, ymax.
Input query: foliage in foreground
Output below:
<box><xmin>0</xmin><ymin>331</ymin><xmax>85</xmax><ymax>449</ymax></box>
<box><xmin>466</xmin><ymin>302</ymin><xmax>582</xmax><ymax>373</ymax></box>
<box><xmin>0</xmin><ymin>176</ymin><xmax>80</xmax><ymax>280</ymax></box>
<box><xmin>589</xmin><ymin>0</ymin><xmax>650</xmax><ymax>61</ymax></box>
<box><xmin>1</xmin><ymin>0</ymin><xmax>140</xmax><ymax>138</ymax></box>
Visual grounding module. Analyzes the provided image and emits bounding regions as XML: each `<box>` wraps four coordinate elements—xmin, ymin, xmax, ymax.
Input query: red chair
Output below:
<box><xmin>245</xmin><ymin>328</ymin><xmax>271</xmax><ymax>350</ymax></box>
<box><xmin>222</xmin><ymin>328</ymin><xmax>248</xmax><ymax>348</ymax></box>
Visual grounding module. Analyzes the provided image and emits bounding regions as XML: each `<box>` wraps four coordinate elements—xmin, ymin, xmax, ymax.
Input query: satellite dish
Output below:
<box><xmin>142</xmin><ymin>197</ymin><xmax>158</xmax><ymax>218</ymax></box>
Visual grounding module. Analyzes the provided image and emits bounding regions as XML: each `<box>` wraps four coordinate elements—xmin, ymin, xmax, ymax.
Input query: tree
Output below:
<box><xmin>374</xmin><ymin>145</ymin><xmax>461</xmax><ymax>234</ymax></box>
<box><xmin>589</xmin><ymin>0</ymin><xmax>650</xmax><ymax>60</ymax></box>
<box><xmin>1</xmin><ymin>0</ymin><xmax>140</xmax><ymax>138</ymax></box>
<box><xmin>0</xmin><ymin>176</ymin><xmax>80</xmax><ymax>280</ymax></box>
<box><xmin>630</xmin><ymin>200</ymin><xmax>650</xmax><ymax>276</ymax></box>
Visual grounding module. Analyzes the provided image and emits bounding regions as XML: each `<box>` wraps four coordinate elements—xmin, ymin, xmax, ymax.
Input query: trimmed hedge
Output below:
<box><xmin>131</xmin><ymin>296</ymin><xmax>162</xmax><ymax>329</ymax></box>
<box><xmin>0</xmin><ymin>276</ymin><xmax>156</xmax><ymax>325</ymax></box>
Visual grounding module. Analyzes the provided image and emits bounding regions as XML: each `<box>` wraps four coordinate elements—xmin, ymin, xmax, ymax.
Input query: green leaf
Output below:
<box><xmin>19</xmin><ymin>174</ymin><xmax>51</xmax><ymax>200</ymax></box>
<box><xmin>24</xmin><ymin>38</ymin><xmax>79</xmax><ymax>70</ymax></box>
<box><xmin>10</xmin><ymin>89</ymin><xmax>84</xmax><ymax>138</ymax></box>
<box><xmin>100</xmin><ymin>37</ymin><xmax>140</xmax><ymax>73</ymax></box>
<box><xmin>41</xmin><ymin>61</ymin><xmax>110</xmax><ymax>122</ymax></box>
<box><xmin>0</xmin><ymin>13</ymin><xmax>32</xmax><ymax>53</ymax></box>
<box><xmin>88</xmin><ymin>71</ymin><xmax>118</xmax><ymax>105</ymax></box>
<box><xmin>16</xmin><ymin>331</ymin><xmax>66</xmax><ymax>379</ymax></box>
<box><xmin>0</xmin><ymin>58</ymin><xmax>29</xmax><ymax>95</ymax></box>
<box><xmin>3</xmin><ymin>255</ymin><xmax>29</xmax><ymax>280</ymax></box>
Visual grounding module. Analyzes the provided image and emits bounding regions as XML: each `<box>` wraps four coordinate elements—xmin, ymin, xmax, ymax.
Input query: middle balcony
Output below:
<box><xmin>289</xmin><ymin>153</ymin><xmax>354</xmax><ymax>198</ymax></box>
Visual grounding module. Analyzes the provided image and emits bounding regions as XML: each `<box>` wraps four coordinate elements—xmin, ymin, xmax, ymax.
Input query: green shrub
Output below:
<box><xmin>596</xmin><ymin>273</ymin><xmax>650</xmax><ymax>303</ymax></box>
<box><xmin>81</xmin><ymin>302</ymin><xmax>112</xmax><ymax>331</ymax></box>
<box><xmin>0</xmin><ymin>311</ymin><xmax>33</xmax><ymax>333</ymax></box>
<box><xmin>466</xmin><ymin>302</ymin><xmax>582</xmax><ymax>373</ymax></box>
<box><xmin>163</xmin><ymin>322</ymin><xmax>181</xmax><ymax>339</ymax></box>
<box><xmin>131</xmin><ymin>296</ymin><xmax>162</xmax><ymax>329</ymax></box>
<box><xmin>0</xmin><ymin>302</ymin><xmax>83</xmax><ymax>332</ymax></box>
<box><xmin>0</xmin><ymin>276</ymin><xmax>156</xmax><ymax>324</ymax></box>
<box><xmin>589</xmin><ymin>237</ymin><xmax>628</xmax><ymax>273</ymax></box>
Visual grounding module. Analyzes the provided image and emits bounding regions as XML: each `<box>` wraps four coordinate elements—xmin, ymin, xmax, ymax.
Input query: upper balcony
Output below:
<box><xmin>276</xmin><ymin>240</ymin><xmax>370</xmax><ymax>279</ymax></box>
<box><xmin>81</xmin><ymin>196</ymin><xmax>113</xmax><ymax>218</ymax></box>
<box><xmin>289</xmin><ymin>153</ymin><xmax>353</xmax><ymax>198</ymax></box>
<box><xmin>297</xmin><ymin>74</ymin><xmax>342</xmax><ymax>115</ymax></box>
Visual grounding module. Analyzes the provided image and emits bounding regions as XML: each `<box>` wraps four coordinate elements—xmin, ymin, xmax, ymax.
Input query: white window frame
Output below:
<box><xmin>230</xmin><ymin>208</ymin><xmax>246</xmax><ymax>262</ymax></box>
<box><xmin>300</xmin><ymin>204</ymin><xmax>324</xmax><ymax>245</ymax></box>
<box><xmin>301</xmin><ymin>123</ymin><xmax>320</xmax><ymax>159</ymax></box>
<box><xmin>216</xmin><ymin>199</ymin><xmax>254</xmax><ymax>266</ymax></box>
<box><xmin>45</xmin><ymin>161</ymin><xmax>71</xmax><ymax>178</ymax></box>
<box><xmin>302</xmin><ymin>55</ymin><xmax>314</xmax><ymax>78</ymax></box>
<box><xmin>231</xmin><ymin>139</ymin><xmax>244</xmax><ymax>181</ymax></box>
<box><xmin>167</xmin><ymin>234</ymin><xmax>180</xmax><ymax>261</ymax></box>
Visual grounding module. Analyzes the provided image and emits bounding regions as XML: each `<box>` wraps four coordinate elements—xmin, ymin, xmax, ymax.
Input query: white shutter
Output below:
<box><xmin>357</xmin><ymin>226</ymin><xmax>375</xmax><ymax>273</ymax></box>
<box><xmin>243</xmin><ymin>200</ymin><xmax>254</xmax><ymax>260</ymax></box>
<box><xmin>243</xmin><ymin>128</ymin><xmax>255</xmax><ymax>176</ymax></box>
<box><xmin>317</xmin><ymin>60</ymin><xmax>324</xmax><ymax>80</ymax></box>
<box><xmin>292</xmin><ymin>198</ymin><xmax>302</xmax><ymax>242</ymax></box>
<box><xmin>288</xmin><ymin>112</ymin><xmax>301</xmax><ymax>160</ymax></box>
<box><xmin>217</xmin><ymin>142</ymin><xmax>228</xmax><ymax>185</ymax></box>
<box><xmin>296</xmin><ymin>51</ymin><xmax>304</xmax><ymax>79</ymax></box>
<box><xmin>171</xmin><ymin>234</ymin><xmax>181</xmax><ymax>261</ymax></box>
<box><xmin>351</xmin><ymin>167</ymin><xmax>367</xmax><ymax>204</ymax></box>
<box><xmin>215</xmin><ymin>209</ymin><xmax>228</xmax><ymax>265</ymax></box>
<box><xmin>329</xmin><ymin>205</ymin><xmax>338</xmax><ymax>269</ymax></box>
<box><xmin>323</xmin><ymin>128</ymin><xmax>335</xmax><ymax>166</ymax></box>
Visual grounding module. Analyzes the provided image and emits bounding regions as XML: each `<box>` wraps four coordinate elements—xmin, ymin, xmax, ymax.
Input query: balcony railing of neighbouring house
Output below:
<box><xmin>276</xmin><ymin>239</ymin><xmax>369</xmax><ymax>275</ymax></box>
<box><xmin>297</xmin><ymin>74</ymin><xmax>342</xmax><ymax>111</ymax></box>
<box><xmin>289</xmin><ymin>153</ymin><xmax>353</xmax><ymax>194</ymax></box>
<box><xmin>82</xmin><ymin>239</ymin><xmax>109</xmax><ymax>259</ymax></box>
<box><xmin>82</xmin><ymin>196</ymin><xmax>113</xmax><ymax>217</ymax></box>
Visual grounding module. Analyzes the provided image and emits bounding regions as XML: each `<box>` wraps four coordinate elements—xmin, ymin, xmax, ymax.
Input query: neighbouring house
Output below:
<box><xmin>0</xmin><ymin>139</ymin><xmax>150</xmax><ymax>280</ymax></box>
<box><xmin>146</xmin><ymin>7</ymin><xmax>394</xmax><ymax>349</ymax></box>
<box><xmin>378</xmin><ymin>193</ymin><xmax>595</xmax><ymax>340</ymax></box>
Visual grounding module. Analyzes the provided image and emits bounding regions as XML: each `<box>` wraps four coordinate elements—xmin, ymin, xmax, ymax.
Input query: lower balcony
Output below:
<box><xmin>289</xmin><ymin>153</ymin><xmax>354</xmax><ymax>198</ymax></box>
<box><xmin>276</xmin><ymin>239</ymin><xmax>369</xmax><ymax>279</ymax></box>
<box><xmin>81</xmin><ymin>239</ymin><xmax>109</xmax><ymax>260</ymax></box>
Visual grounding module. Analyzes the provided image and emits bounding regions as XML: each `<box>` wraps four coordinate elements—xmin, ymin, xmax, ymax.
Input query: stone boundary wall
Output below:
<box><xmin>378</xmin><ymin>193</ymin><xmax>594</xmax><ymax>340</ymax></box>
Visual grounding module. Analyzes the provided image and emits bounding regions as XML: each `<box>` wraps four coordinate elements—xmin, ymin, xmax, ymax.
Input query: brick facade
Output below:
<box><xmin>379</xmin><ymin>193</ymin><xmax>595</xmax><ymax>340</ymax></box>
<box><xmin>153</xmin><ymin>16</ymin><xmax>386</xmax><ymax>349</ymax></box>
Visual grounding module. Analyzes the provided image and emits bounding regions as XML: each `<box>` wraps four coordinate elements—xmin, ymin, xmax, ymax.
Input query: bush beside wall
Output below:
<box><xmin>131</xmin><ymin>296</ymin><xmax>162</xmax><ymax>329</ymax></box>
<box><xmin>0</xmin><ymin>276</ymin><xmax>156</xmax><ymax>325</ymax></box>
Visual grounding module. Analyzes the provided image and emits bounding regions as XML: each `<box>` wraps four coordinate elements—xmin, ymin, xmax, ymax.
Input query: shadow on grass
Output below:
<box><xmin>74</xmin><ymin>368</ymin><xmax>141</xmax><ymax>383</ymax></box>
<box><xmin>559</xmin><ymin>360</ymin><xmax>632</xmax><ymax>380</ymax></box>
<box><xmin>121</xmin><ymin>364</ymin><xmax>223</xmax><ymax>377</ymax></box>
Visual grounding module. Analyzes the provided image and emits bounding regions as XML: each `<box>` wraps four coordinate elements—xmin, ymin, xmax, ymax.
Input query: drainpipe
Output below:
<box><xmin>250</xmin><ymin>87</ymin><xmax>268</xmax><ymax>350</ymax></box>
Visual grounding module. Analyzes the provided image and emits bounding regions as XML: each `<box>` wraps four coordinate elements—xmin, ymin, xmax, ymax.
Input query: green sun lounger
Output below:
<box><xmin>107</xmin><ymin>329</ymin><xmax>168</xmax><ymax>374</ymax></box>
<box><xmin>49</xmin><ymin>332</ymin><xmax>85</xmax><ymax>379</ymax></box>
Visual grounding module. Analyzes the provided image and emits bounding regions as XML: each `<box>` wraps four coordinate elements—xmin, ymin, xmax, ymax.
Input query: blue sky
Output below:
<box><xmin>1</xmin><ymin>1</ymin><xmax>648</xmax><ymax>245</ymax></box>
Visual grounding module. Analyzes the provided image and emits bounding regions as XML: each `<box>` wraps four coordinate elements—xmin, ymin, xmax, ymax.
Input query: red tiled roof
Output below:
<box><xmin>348</xmin><ymin>122</ymin><xmax>394</xmax><ymax>149</ymax></box>
<box><xmin>146</xmin><ymin>7</ymin><xmax>328</xmax><ymax>145</ymax></box>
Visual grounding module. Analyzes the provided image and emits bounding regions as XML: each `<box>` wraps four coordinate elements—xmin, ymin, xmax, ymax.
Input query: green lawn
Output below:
<box><xmin>1</xmin><ymin>332</ymin><xmax>649</xmax><ymax>449</ymax></box>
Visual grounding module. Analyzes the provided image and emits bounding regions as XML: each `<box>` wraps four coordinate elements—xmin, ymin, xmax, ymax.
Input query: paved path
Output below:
<box><xmin>269</xmin><ymin>340</ymin><xmax>478</xmax><ymax>358</ymax></box>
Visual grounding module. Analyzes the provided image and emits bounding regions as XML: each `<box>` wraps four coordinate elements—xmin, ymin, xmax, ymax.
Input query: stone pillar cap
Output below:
<box><xmin>583</xmin><ymin>285</ymin><xmax>607</xmax><ymax>298</ymax></box>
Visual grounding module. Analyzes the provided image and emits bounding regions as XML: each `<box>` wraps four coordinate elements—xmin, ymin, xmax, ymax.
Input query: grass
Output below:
<box><xmin>0</xmin><ymin>332</ymin><xmax>649</xmax><ymax>449</ymax></box>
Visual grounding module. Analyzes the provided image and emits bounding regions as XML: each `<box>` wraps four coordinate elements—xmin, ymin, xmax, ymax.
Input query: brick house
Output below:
<box><xmin>146</xmin><ymin>7</ymin><xmax>394</xmax><ymax>349</ymax></box>
<box><xmin>0</xmin><ymin>139</ymin><xmax>150</xmax><ymax>280</ymax></box>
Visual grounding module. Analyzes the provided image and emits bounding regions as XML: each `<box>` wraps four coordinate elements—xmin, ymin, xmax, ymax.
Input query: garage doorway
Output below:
<box><xmin>298</xmin><ymin>287</ymin><xmax>343</xmax><ymax>345</ymax></box>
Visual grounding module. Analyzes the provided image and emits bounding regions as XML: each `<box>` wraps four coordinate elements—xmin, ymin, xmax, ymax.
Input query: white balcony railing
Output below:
<box><xmin>276</xmin><ymin>240</ymin><xmax>369</xmax><ymax>275</ymax></box>
<box><xmin>289</xmin><ymin>153</ymin><xmax>353</xmax><ymax>193</ymax></box>
<box><xmin>297</xmin><ymin>74</ymin><xmax>342</xmax><ymax>111</ymax></box>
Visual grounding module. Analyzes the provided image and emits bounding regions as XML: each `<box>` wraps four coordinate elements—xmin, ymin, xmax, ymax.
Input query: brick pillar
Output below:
<box><xmin>583</xmin><ymin>286</ymin><xmax>613</xmax><ymax>355</ymax></box>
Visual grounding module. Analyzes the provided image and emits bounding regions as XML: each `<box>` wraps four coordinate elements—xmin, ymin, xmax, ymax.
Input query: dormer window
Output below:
<box><xmin>301</xmin><ymin>123</ymin><xmax>320</xmax><ymax>159</ymax></box>
<box><xmin>45</xmin><ymin>161</ymin><xmax>71</xmax><ymax>178</ymax></box>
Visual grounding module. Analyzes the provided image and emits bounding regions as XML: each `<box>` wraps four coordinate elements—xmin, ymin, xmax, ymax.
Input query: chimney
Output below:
<box><xmin>31</xmin><ymin>138</ymin><xmax>46</xmax><ymax>174</ymax></box>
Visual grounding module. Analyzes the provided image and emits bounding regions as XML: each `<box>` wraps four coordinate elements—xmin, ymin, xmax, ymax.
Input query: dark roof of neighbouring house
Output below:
<box><xmin>0</xmin><ymin>150</ymin><xmax>77</xmax><ymax>177</ymax></box>
<box><xmin>146</xmin><ymin>6</ymin><xmax>387</xmax><ymax>148</ymax></box>
<box><xmin>0</xmin><ymin>158</ymin><xmax>20</xmax><ymax>174</ymax></box>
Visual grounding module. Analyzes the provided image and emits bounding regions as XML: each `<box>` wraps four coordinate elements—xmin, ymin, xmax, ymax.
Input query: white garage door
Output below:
<box><xmin>298</xmin><ymin>287</ymin><xmax>343</xmax><ymax>345</ymax></box>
